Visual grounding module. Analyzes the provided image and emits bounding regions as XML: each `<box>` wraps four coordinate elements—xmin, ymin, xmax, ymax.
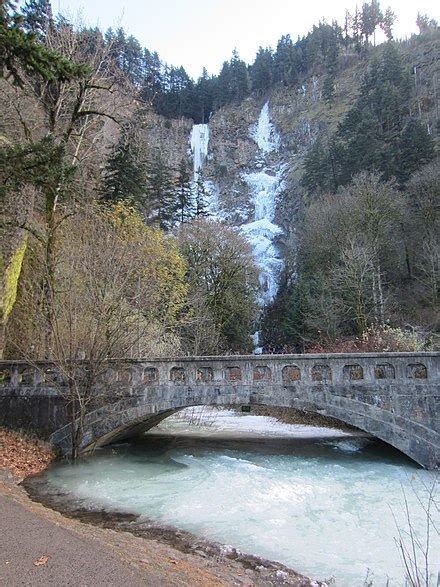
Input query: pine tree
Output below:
<box><xmin>176</xmin><ymin>158</ymin><xmax>194</xmax><ymax>224</ymax></box>
<box><xmin>0</xmin><ymin>0</ymin><xmax>87</xmax><ymax>86</ymax></box>
<box><xmin>21</xmin><ymin>0</ymin><xmax>52</xmax><ymax>39</ymax></box>
<box><xmin>397</xmin><ymin>120</ymin><xmax>435</xmax><ymax>184</ymax></box>
<box><xmin>250</xmin><ymin>47</ymin><xmax>274</xmax><ymax>93</ymax></box>
<box><xmin>145</xmin><ymin>150</ymin><xmax>177</xmax><ymax>230</ymax></box>
<box><xmin>302</xmin><ymin>136</ymin><xmax>334</xmax><ymax>195</ymax></box>
<box><xmin>274</xmin><ymin>35</ymin><xmax>298</xmax><ymax>85</ymax></box>
<box><xmin>381</xmin><ymin>7</ymin><xmax>396</xmax><ymax>41</ymax></box>
<box><xmin>101</xmin><ymin>128</ymin><xmax>147</xmax><ymax>209</ymax></box>
<box><xmin>194</xmin><ymin>174</ymin><xmax>209</xmax><ymax>218</ymax></box>
<box><xmin>229</xmin><ymin>49</ymin><xmax>249</xmax><ymax>102</ymax></box>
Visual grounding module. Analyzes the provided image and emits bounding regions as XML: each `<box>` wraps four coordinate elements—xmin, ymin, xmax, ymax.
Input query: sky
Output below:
<box><xmin>55</xmin><ymin>0</ymin><xmax>439</xmax><ymax>78</ymax></box>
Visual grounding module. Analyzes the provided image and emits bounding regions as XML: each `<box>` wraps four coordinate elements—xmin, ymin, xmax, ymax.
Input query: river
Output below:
<box><xmin>28</xmin><ymin>408</ymin><xmax>439</xmax><ymax>586</ymax></box>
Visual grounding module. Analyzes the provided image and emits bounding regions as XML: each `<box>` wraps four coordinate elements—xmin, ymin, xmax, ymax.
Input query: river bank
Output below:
<box><xmin>0</xmin><ymin>426</ymin><xmax>323</xmax><ymax>586</ymax></box>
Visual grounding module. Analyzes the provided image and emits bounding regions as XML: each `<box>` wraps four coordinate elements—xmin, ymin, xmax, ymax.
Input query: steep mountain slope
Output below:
<box><xmin>127</xmin><ymin>34</ymin><xmax>439</xmax><ymax>341</ymax></box>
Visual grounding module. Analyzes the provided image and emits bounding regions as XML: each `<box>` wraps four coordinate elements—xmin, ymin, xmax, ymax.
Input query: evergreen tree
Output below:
<box><xmin>21</xmin><ymin>0</ymin><xmax>52</xmax><ymax>39</ymax></box>
<box><xmin>140</xmin><ymin>49</ymin><xmax>163</xmax><ymax>104</ymax></box>
<box><xmin>250</xmin><ymin>47</ymin><xmax>273</xmax><ymax>93</ymax></box>
<box><xmin>302</xmin><ymin>135</ymin><xmax>334</xmax><ymax>195</ymax></box>
<box><xmin>194</xmin><ymin>173</ymin><xmax>209</xmax><ymax>218</ymax></box>
<box><xmin>397</xmin><ymin>120</ymin><xmax>435</xmax><ymax>184</ymax></box>
<box><xmin>229</xmin><ymin>49</ymin><xmax>249</xmax><ymax>102</ymax></box>
<box><xmin>0</xmin><ymin>0</ymin><xmax>87</xmax><ymax>86</ymax></box>
<box><xmin>381</xmin><ymin>7</ymin><xmax>396</xmax><ymax>41</ymax></box>
<box><xmin>361</xmin><ymin>0</ymin><xmax>383</xmax><ymax>46</ymax></box>
<box><xmin>176</xmin><ymin>158</ymin><xmax>194</xmax><ymax>224</ymax></box>
<box><xmin>194</xmin><ymin>68</ymin><xmax>213</xmax><ymax>123</ymax></box>
<box><xmin>101</xmin><ymin>128</ymin><xmax>147</xmax><ymax>209</ymax></box>
<box><xmin>145</xmin><ymin>150</ymin><xmax>177</xmax><ymax>230</ymax></box>
<box><xmin>274</xmin><ymin>35</ymin><xmax>298</xmax><ymax>85</ymax></box>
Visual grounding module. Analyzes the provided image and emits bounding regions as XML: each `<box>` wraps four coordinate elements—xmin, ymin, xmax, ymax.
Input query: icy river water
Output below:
<box><xmin>32</xmin><ymin>409</ymin><xmax>439</xmax><ymax>586</ymax></box>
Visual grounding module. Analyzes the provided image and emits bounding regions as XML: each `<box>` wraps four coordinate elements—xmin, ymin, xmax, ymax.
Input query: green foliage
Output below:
<box><xmin>145</xmin><ymin>150</ymin><xmax>177</xmax><ymax>230</ymax></box>
<box><xmin>178</xmin><ymin>220</ymin><xmax>258</xmax><ymax>353</ymax></box>
<box><xmin>0</xmin><ymin>0</ymin><xmax>88</xmax><ymax>86</ymax></box>
<box><xmin>304</xmin><ymin>43</ymin><xmax>435</xmax><ymax>193</ymax></box>
<box><xmin>101</xmin><ymin>126</ymin><xmax>147</xmax><ymax>208</ymax></box>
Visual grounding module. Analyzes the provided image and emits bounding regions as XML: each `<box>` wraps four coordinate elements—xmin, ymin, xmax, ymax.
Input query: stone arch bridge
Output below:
<box><xmin>0</xmin><ymin>352</ymin><xmax>439</xmax><ymax>468</ymax></box>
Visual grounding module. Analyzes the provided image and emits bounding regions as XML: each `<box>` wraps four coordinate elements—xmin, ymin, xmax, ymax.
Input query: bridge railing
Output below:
<box><xmin>1</xmin><ymin>352</ymin><xmax>438</xmax><ymax>390</ymax></box>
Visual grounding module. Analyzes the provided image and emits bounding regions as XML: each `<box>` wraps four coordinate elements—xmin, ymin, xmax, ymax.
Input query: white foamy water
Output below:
<box><xmin>39</xmin><ymin>408</ymin><xmax>439</xmax><ymax>586</ymax></box>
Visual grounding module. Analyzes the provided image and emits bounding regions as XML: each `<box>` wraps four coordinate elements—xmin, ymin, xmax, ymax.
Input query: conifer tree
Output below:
<box><xmin>101</xmin><ymin>128</ymin><xmax>147</xmax><ymax>209</ymax></box>
<box><xmin>21</xmin><ymin>0</ymin><xmax>52</xmax><ymax>39</ymax></box>
<box><xmin>194</xmin><ymin>174</ymin><xmax>209</xmax><ymax>218</ymax></box>
<box><xmin>302</xmin><ymin>135</ymin><xmax>334</xmax><ymax>195</ymax></box>
<box><xmin>381</xmin><ymin>7</ymin><xmax>396</xmax><ymax>41</ymax></box>
<box><xmin>145</xmin><ymin>150</ymin><xmax>177</xmax><ymax>230</ymax></box>
<box><xmin>176</xmin><ymin>158</ymin><xmax>194</xmax><ymax>224</ymax></box>
<box><xmin>397</xmin><ymin>120</ymin><xmax>435</xmax><ymax>184</ymax></box>
<box><xmin>250</xmin><ymin>47</ymin><xmax>274</xmax><ymax>93</ymax></box>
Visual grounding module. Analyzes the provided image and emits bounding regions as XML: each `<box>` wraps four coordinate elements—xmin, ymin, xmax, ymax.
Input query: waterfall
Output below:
<box><xmin>189</xmin><ymin>122</ymin><xmax>220</xmax><ymax>216</ymax></box>
<box><xmin>241</xmin><ymin>102</ymin><xmax>284</xmax><ymax>307</ymax></box>
<box><xmin>190</xmin><ymin>123</ymin><xmax>209</xmax><ymax>183</ymax></box>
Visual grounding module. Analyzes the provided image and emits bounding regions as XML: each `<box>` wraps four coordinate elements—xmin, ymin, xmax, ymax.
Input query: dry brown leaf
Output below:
<box><xmin>33</xmin><ymin>556</ymin><xmax>49</xmax><ymax>566</ymax></box>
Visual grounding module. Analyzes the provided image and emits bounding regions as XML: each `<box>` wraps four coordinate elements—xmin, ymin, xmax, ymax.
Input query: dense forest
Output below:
<box><xmin>1</xmin><ymin>0</ymin><xmax>439</xmax><ymax>371</ymax></box>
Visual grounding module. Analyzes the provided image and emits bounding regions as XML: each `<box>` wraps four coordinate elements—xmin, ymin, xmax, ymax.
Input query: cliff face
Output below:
<box><xmin>139</xmin><ymin>35</ymin><xmax>440</xmax><ymax>308</ymax></box>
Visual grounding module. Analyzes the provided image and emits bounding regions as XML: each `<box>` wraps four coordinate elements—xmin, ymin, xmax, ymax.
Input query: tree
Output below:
<box><xmin>381</xmin><ymin>7</ymin><xmax>396</xmax><ymax>40</ymax></box>
<box><xmin>405</xmin><ymin>161</ymin><xmax>440</xmax><ymax>306</ymax></box>
<box><xmin>302</xmin><ymin>135</ymin><xmax>334</xmax><ymax>195</ymax></box>
<box><xmin>178</xmin><ymin>220</ymin><xmax>258</xmax><ymax>352</ymax></box>
<box><xmin>8</xmin><ymin>203</ymin><xmax>187</xmax><ymax>456</ymax></box>
<box><xmin>145</xmin><ymin>150</ymin><xmax>177</xmax><ymax>230</ymax></box>
<box><xmin>0</xmin><ymin>0</ymin><xmax>87</xmax><ymax>87</ymax></box>
<box><xmin>397</xmin><ymin>120</ymin><xmax>435</xmax><ymax>184</ymax></box>
<box><xmin>251</xmin><ymin>47</ymin><xmax>273</xmax><ymax>93</ymax></box>
<box><xmin>274</xmin><ymin>35</ymin><xmax>298</xmax><ymax>85</ymax></box>
<box><xmin>21</xmin><ymin>0</ymin><xmax>53</xmax><ymax>39</ymax></box>
<box><xmin>194</xmin><ymin>174</ymin><xmax>209</xmax><ymax>218</ymax></box>
<box><xmin>361</xmin><ymin>0</ymin><xmax>383</xmax><ymax>46</ymax></box>
<box><xmin>100</xmin><ymin>124</ymin><xmax>147</xmax><ymax>209</ymax></box>
<box><xmin>1</xmin><ymin>10</ymin><xmax>125</xmax><ymax>358</ymax></box>
<box><xmin>416</xmin><ymin>13</ymin><xmax>438</xmax><ymax>35</ymax></box>
<box><xmin>176</xmin><ymin>158</ymin><xmax>194</xmax><ymax>224</ymax></box>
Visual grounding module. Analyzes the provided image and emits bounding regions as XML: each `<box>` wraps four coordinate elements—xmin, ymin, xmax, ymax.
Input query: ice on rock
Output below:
<box><xmin>189</xmin><ymin>103</ymin><xmax>285</xmax><ymax>309</ymax></box>
<box><xmin>190</xmin><ymin>123</ymin><xmax>209</xmax><ymax>181</ymax></box>
<box><xmin>241</xmin><ymin>102</ymin><xmax>285</xmax><ymax>306</ymax></box>
<box><xmin>250</xmin><ymin>102</ymin><xmax>280</xmax><ymax>154</ymax></box>
<box><xmin>189</xmin><ymin>124</ymin><xmax>222</xmax><ymax>217</ymax></box>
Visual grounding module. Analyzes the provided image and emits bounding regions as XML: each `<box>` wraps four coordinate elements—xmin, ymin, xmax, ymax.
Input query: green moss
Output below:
<box><xmin>2</xmin><ymin>237</ymin><xmax>28</xmax><ymax>324</ymax></box>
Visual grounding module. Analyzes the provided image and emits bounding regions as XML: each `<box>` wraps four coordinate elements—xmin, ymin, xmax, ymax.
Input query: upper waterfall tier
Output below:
<box><xmin>250</xmin><ymin>102</ymin><xmax>280</xmax><ymax>154</ymax></box>
<box><xmin>190</xmin><ymin>123</ymin><xmax>210</xmax><ymax>180</ymax></box>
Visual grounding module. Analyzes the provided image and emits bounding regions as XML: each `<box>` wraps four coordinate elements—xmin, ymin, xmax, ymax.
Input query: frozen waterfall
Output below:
<box><xmin>189</xmin><ymin>123</ymin><xmax>219</xmax><ymax>215</ymax></box>
<box><xmin>188</xmin><ymin>105</ymin><xmax>285</xmax><ymax>310</ymax></box>
<box><xmin>190</xmin><ymin>123</ymin><xmax>209</xmax><ymax>182</ymax></box>
<box><xmin>242</xmin><ymin>102</ymin><xmax>284</xmax><ymax>307</ymax></box>
<box><xmin>250</xmin><ymin>101</ymin><xmax>280</xmax><ymax>154</ymax></box>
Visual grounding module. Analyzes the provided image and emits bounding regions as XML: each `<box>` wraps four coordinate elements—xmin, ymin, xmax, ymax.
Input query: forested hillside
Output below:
<box><xmin>1</xmin><ymin>0</ymin><xmax>439</xmax><ymax>363</ymax></box>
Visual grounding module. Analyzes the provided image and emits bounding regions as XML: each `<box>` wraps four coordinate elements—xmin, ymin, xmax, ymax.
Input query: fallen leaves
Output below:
<box><xmin>0</xmin><ymin>428</ymin><xmax>55</xmax><ymax>478</ymax></box>
<box><xmin>33</xmin><ymin>556</ymin><xmax>49</xmax><ymax>566</ymax></box>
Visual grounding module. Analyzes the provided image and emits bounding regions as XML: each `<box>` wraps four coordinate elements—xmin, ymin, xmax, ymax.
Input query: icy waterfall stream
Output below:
<box><xmin>189</xmin><ymin>103</ymin><xmax>285</xmax><ymax>309</ymax></box>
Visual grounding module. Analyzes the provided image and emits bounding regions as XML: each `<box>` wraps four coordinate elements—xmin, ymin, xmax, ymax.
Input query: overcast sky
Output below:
<box><xmin>55</xmin><ymin>0</ymin><xmax>439</xmax><ymax>78</ymax></box>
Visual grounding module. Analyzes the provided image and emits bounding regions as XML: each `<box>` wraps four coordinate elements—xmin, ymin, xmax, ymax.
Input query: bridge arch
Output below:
<box><xmin>1</xmin><ymin>352</ymin><xmax>439</xmax><ymax>469</ymax></box>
